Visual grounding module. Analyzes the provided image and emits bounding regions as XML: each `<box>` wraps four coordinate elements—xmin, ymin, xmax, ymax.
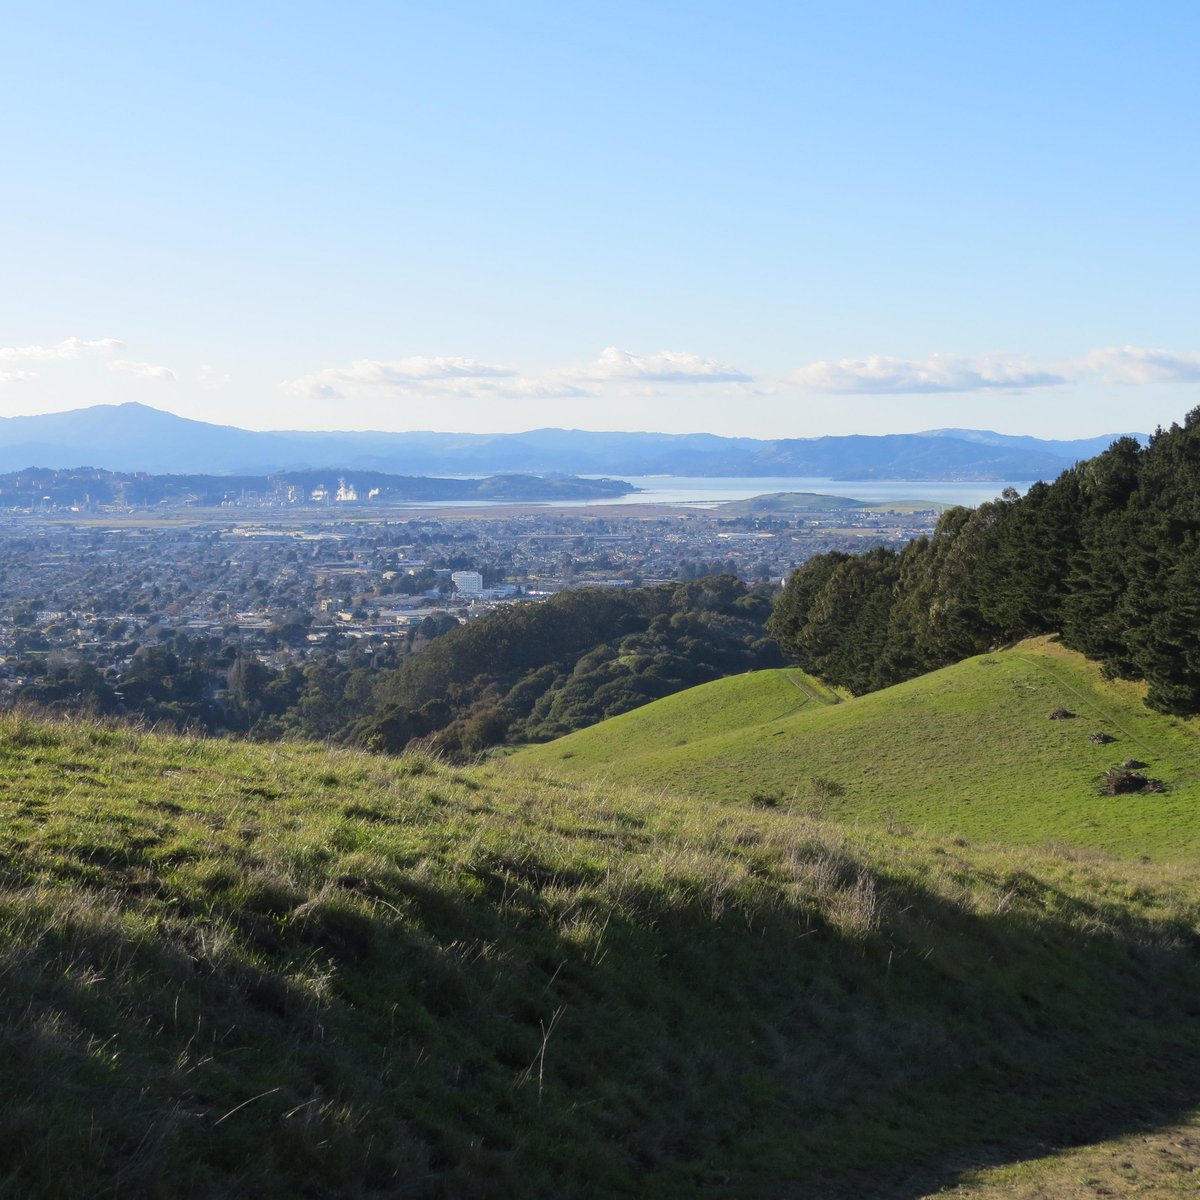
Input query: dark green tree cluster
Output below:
<box><xmin>13</xmin><ymin>631</ymin><xmax>413</xmax><ymax>740</ymax></box>
<box><xmin>349</xmin><ymin>576</ymin><xmax>782</xmax><ymax>756</ymax></box>
<box><xmin>770</xmin><ymin>410</ymin><xmax>1200</xmax><ymax>714</ymax></box>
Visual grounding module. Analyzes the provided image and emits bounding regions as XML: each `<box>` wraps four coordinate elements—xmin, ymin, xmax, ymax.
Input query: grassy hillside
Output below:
<box><xmin>3</xmin><ymin>711</ymin><xmax>1200</xmax><ymax>1197</ymax></box>
<box><xmin>714</xmin><ymin>492</ymin><xmax>868</xmax><ymax>515</ymax></box>
<box><xmin>714</xmin><ymin>492</ymin><xmax>946</xmax><ymax>516</ymax></box>
<box><xmin>520</xmin><ymin>664</ymin><xmax>841</xmax><ymax>753</ymax></box>
<box><xmin>516</xmin><ymin>638</ymin><xmax>1200</xmax><ymax>862</ymax></box>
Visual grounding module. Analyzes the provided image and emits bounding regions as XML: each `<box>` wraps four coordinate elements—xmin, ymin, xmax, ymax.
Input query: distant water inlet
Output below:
<box><xmin>576</xmin><ymin>475</ymin><xmax>1036</xmax><ymax>508</ymax></box>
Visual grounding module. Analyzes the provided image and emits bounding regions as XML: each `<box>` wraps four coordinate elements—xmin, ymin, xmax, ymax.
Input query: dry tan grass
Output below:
<box><xmin>934</xmin><ymin>1114</ymin><xmax>1200</xmax><ymax>1197</ymax></box>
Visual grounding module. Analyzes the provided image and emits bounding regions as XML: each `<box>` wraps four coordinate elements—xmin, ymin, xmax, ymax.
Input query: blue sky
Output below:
<box><xmin>2</xmin><ymin>1</ymin><xmax>1198</xmax><ymax>437</ymax></box>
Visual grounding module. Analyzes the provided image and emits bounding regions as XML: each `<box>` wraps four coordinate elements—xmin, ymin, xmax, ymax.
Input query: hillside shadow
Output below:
<box><xmin>359</xmin><ymin>851</ymin><xmax>1200</xmax><ymax>1198</ymax></box>
<box><xmin>752</xmin><ymin>874</ymin><xmax>1200</xmax><ymax>1200</ymax></box>
<box><xmin>9</xmin><ymin>843</ymin><xmax>1200</xmax><ymax>1198</ymax></box>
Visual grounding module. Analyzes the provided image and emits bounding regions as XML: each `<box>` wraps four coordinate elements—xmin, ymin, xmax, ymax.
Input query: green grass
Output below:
<box><xmin>860</xmin><ymin>499</ymin><xmax>948</xmax><ymax>514</ymax></box>
<box><xmin>714</xmin><ymin>492</ymin><xmax>869</xmax><ymax>515</ymax></box>
<box><xmin>543</xmin><ymin>666</ymin><xmax>840</xmax><ymax>759</ymax></box>
<box><xmin>517</xmin><ymin>637</ymin><xmax>1200</xmax><ymax>862</ymax></box>
<box><xmin>714</xmin><ymin>492</ymin><xmax>947</xmax><ymax>516</ymax></box>
<box><xmin>1</xmin><ymin>710</ymin><xmax>1200</xmax><ymax>1196</ymax></box>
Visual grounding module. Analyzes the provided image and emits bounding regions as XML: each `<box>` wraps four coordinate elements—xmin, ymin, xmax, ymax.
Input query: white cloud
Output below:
<box><xmin>282</xmin><ymin>355</ymin><xmax>518</xmax><ymax>400</ymax></box>
<box><xmin>334</xmin><ymin>356</ymin><xmax>516</xmax><ymax>385</ymax></box>
<box><xmin>792</xmin><ymin>352</ymin><xmax>1068</xmax><ymax>395</ymax></box>
<box><xmin>571</xmin><ymin>346</ymin><xmax>754</xmax><ymax>384</ymax></box>
<box><xmin>199</xmin><ymin>365</ymin><xmax>232</xmax><ymax>387</ymax></box>
<box><xmin>283</xmin><ymin>378</ymin><xmax>344</xmax><ymax>401</ymax></box>
<box><xmin>477</xmin><ymin>376</ymin><xmax>593</xmax><ymax>400</ymax></box>
<box><xmin>107</xmin><ymin>359</ymin><xmax>176</xmax><ymax>382</ymax></box>
<box><xmin>790</xmin><ymin>344</ymin><xmax>1200</xmax><ymax>396</ymax></box>
<box><xmin>281</xmin><ymin>348</ymin><xmax>752</xmax><ymax>404</ymax></box>
<box><xmin>1084</xmin><ymin>345</ymin><xmax>1200</xmax><ymax>384</ymax></box>
<box><xmin>278</xmin><ymin>342</ymin><xmax>1200</xmax><ymax>414</ymax></box>
<box><xmin>0</xmin><ymin>370</ymin><xmax>37</xmax><ymax>384</ymax></box>
<box><xmin>0</xmin><ymin>336</ymin><xmax>122</xmax><ymax>362</ymax></box>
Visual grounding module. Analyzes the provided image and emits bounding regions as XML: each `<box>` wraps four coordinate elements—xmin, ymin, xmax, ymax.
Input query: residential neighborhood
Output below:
<box><xmin>0</xmin><ymin>499</ymin><xmax>941</xmax><ymax>720</ymax></box>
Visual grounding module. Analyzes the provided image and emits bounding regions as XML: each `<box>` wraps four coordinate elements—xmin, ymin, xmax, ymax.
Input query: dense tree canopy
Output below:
<box><xmin>352</xmin><ymin>576</ymin><xmax>783</xmax><ymax>755</ymax></box>
<box><xmin>770</xmin><ymin>410</ymin><xmax>1200</xmax><ymax>715</ymax></box>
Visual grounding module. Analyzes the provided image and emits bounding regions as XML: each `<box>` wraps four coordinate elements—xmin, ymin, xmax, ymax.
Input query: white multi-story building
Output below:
<box><xmin>451</xmin><ymin>570</ymin><xmax>485</xmax><ymax>596</ymax></box>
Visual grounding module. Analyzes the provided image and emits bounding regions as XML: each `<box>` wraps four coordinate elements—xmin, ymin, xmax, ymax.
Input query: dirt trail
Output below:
<box><xmin>784</xmin><ymin>672</ymin><xmax>840</xmax><ymax>706</ymax></box>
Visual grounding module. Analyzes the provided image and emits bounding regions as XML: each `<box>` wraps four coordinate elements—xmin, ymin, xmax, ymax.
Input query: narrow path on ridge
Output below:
<box><xmin>783</xmin><ymin>672</ymin><xmax>840</xmax><ymax>706</ymax></box>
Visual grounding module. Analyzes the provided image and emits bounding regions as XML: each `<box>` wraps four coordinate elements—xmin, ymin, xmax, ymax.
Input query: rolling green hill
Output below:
<box><xmin>515</xmin><ymin>637</ymin><xmax>1200</xmax><ymax>862</ymax></box>
<box><xmin>713</xmin><ymin>491</ymin><xmax>869</xmax><ymax>515</ymax></box>
<box><xmin>3</xmin><ymin>708</ymin><xmax>1200</xmax><ymax>1197</ymax></box>
<box><xmin>713</xmin><ymin>491</ymin><xmax>947</xmax><ymax>517</ymax></box>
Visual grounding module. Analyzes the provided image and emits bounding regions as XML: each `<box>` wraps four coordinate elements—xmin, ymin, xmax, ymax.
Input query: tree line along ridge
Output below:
<box><xmin>769</xmin><ymin>408</ymin><xmax>1200</xmax><ymax>715</ymax></box>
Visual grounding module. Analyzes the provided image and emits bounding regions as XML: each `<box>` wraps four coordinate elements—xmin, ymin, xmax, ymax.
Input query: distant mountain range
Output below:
<box><xmin>0</xmin><ymin>403</ymin><xmax>1145</xmax><ymax>480</ymax></box>
<box><xmin>917</xmin><ymin>427</ymin><xmax>1142</xmax><ymax>460</ymax></box>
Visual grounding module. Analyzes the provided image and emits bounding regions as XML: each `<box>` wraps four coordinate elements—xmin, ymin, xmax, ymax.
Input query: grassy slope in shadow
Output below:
<box><xmin>1</xmin><ymin>713</ymin><xmax>1200</xmax><ymax>1197</ymax></box>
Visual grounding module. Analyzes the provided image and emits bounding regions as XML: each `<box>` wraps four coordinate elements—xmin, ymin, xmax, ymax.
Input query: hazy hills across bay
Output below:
<box><xmin>917</xmin><ymin>426</ymin><xmax>1146</xmax><ymax>459</ymax></box>
<box><xmin>0</xmin><ymin>466</ymin><xmax>633</xmax><ymax>509</ymax></box>
<box><xmin>0</xmin><ymin>402</ymin><xmax>1145</xmax><ymax>479</ymax></box>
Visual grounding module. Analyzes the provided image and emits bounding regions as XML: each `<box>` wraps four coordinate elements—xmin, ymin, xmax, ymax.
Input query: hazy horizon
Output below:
<box><xmin>0</xmin><ymin>399</ymin><xmax>1151</xmax><ymax>444</ymax></box>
